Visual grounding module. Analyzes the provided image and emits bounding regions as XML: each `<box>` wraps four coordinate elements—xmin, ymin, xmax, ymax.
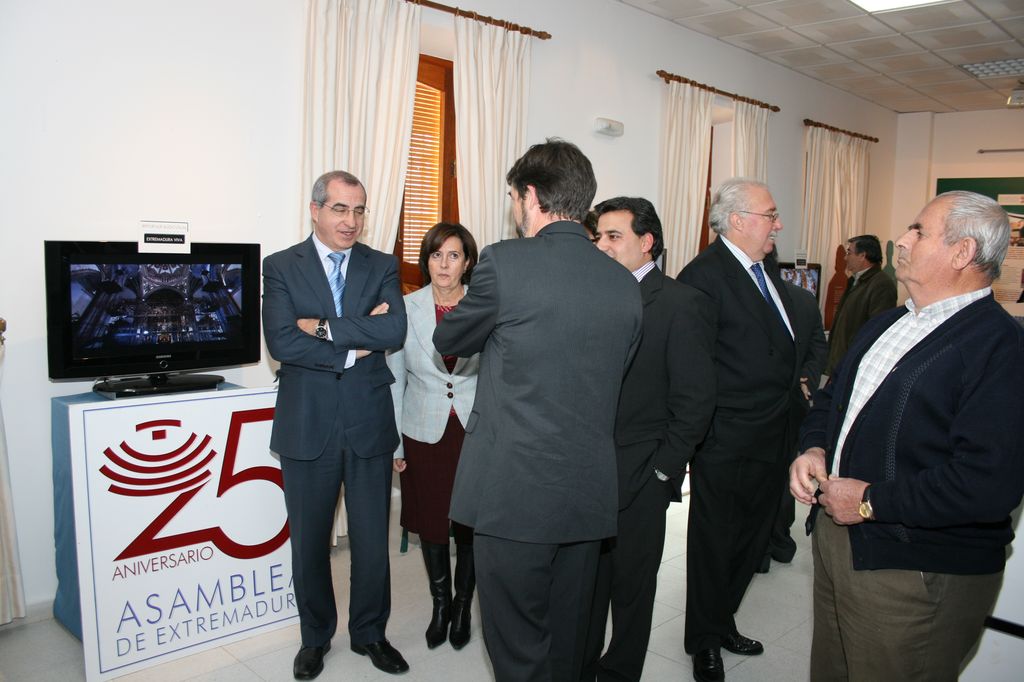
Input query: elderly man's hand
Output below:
<box><xmin>790</xmin><ymin>447</ymin><xmax>828</xmax><ymax>505</ymax></box>
<box><xmin>818</xmin><ymin>477</ymin><xmax>870</xmax><ymax>525</ymax></box>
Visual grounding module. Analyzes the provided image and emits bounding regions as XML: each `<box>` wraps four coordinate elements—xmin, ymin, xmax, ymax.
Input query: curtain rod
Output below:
<box><xmin>406</xmin><ymin>0</ymin><xmax>551</xmax><ymax>39</ymax></box>
<box><xmin>803</xmin><ymin>118</ymin><xmax>878</xmax><ymax>143</ymax></box>
<box><xmin>655</xmin><ymin>70</ymin><xmax>780</xmax><ymax>112</ymax></box>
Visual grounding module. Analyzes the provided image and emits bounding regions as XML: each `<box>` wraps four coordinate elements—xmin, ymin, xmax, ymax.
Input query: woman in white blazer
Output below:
<box><xmin>387</xmin><ymin>223</ymin><xmax>479</xmax><ymax>651</ymax></box>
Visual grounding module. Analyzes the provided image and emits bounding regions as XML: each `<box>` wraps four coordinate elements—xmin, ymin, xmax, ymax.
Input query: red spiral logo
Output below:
<box><xmin>100</xmin><ymin>420</ymin><xmax>215</xmax><ymax>497</ymax></box>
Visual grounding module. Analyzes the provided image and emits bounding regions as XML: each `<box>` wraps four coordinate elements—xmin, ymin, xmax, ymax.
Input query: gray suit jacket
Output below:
<box><xmin>434</xmin><ymin>221</ymin><xmax>642</xmax><ymax>544</ymax></box>
<box><xmin>262</xmin><ymin>237</ymin><xmax>407</xmax><ymax>461</ymax></box>
<box><xmin>387</xmin><ymin>284</ymin><xmax>479</xmax><ymax>458</ymax></box>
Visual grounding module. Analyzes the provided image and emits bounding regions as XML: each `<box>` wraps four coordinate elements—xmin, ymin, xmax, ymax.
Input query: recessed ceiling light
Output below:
<box><xmin>848</xmin><ymin>0</ymin><xmax>950</xmax><ymax>11</ymax></box>
<box><xmin>959</xmin><ymin>59</ymin><xmax>1024</xmax><ymax>79</ymax></box>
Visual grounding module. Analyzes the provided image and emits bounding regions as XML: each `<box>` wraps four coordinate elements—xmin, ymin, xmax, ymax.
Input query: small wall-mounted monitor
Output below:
<box><xmin>777</xmin><ymin>262</ymin><xmax>822</xmax><ymax>301</ymax></box>
<box><xmin>44</xmin><ymin>241</ymin><xmax>261</xmax><ymax>397</ymax></box>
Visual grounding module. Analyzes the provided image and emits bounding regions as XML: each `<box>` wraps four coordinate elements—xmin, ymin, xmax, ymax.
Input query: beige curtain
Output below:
<box><xmin>300</xmin><ymin>0</ymin><xmax>420</xmax><ymax>541</ymax></box>
<box><xmin>453</xmin><ymin>15</ymin><xmax>531</xmax><ymax>248</ymax></box>
<box><xmin>660</xmin><ymin>81</ymin><xmax>714</xmax><ymax>275</ymax></box>
<box><xmin>299</xmin><ymin>0</ymin><xmax>421</xmax><ymax>251</ymax></box>
<box><xmin>732</xmin><ymin>100</ymin><xmax>769</xmax><ymax>182</ymax></box>
<box><xmin>801</xmin><ymin>126</ymin><xmax>871</xmax><ymax>311</ymax></box>
<box><xmin>0</xmin><ymin>341</ymin><xmax>27</xmax><ymax>625</ymax></box>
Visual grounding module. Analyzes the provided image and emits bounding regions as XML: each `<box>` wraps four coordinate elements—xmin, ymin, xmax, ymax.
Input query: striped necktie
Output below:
<box><xmin>750</xmin><ymin>262</ymin><xmax>787</xmax><ymax>332</ymax></box>
<box><xmin>328</xmin><ymin>252</ymin><xmax>346</xmax><ymax>317</ymax></box>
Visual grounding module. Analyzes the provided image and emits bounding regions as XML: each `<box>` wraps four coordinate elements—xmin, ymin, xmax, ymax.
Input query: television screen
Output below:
<box><xmin>777</xmin><ymin>262</ymin><xmax>821</xmax><ymax>301</ymax></box>
<box><xmin>45</xmin><ymin>241</ymin><xmax>261</xmax><ymax>394</ymax></box>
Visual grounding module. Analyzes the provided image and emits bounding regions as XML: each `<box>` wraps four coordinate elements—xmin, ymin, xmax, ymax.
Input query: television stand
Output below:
<box><xmin>93</xmin><ymin>373</ymin><xmax>224</xmax><ymax>399</ymax></box>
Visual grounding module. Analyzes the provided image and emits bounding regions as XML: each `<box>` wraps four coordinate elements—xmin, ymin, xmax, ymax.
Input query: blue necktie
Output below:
<box><xmin>328</xmin><ymin>252</ymin><xmax>346</xmax><ymax>317</ymax></box>
<box><xmin>750</xmin><ymin>262</ymin><xmax>788</xmax><ymax>332</ymax></box>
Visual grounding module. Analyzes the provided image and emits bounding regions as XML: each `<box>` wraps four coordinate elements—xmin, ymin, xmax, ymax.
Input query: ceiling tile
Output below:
<box><xmin>916</xmin><ymin>78</ymin><xmax>997</xmax><ymax>95</ymax></box>
<box><xmin>746</xmin><ymin>0</ymin><xmax>861</xmax><ymax>25</ymax></box>
<box><xmin>856</xmin><ymin>51</ymin><xmax>950</xmax><ymax>73</ymax></box>
<box><xmin>975</xmin><ymin>75</ymin><xmax>1024</xmax><ymax>90</ymax></box>
<box><xmin>859</xmin><ymin>51</ymin><xmax>952</xmax><ymax>72</ymax></box>
<box><xmin>762</xmin><ymin>44</ymin><xmax>848</xmax><ymax>67</ymax></box>
<box><xmin>999</xmin><ymin>16</ymin><xmax>1024</xmax><ymax>40</ymax></box>
<box><xmin>874</xmin><ymin>2</ymin><xmax>989</xmax><ymax>33</ymax></box>
<box><xmin>967</xmin><ymin>0</ymin><xmax>1024</xmax><ymax>21</ymax></box>
<box><xmin>930</xmin><ymin>89</ymin><xmax>1016</xmax><ymax>110</ymax></box>
<box><xmin>906</xmin><ymin>22</ymin><xmax>1016</xmax><ymax>50</ymax></box>
<box><xmin>831</xmin><ymin>74</ymin><xmax>903</xmax><ymax>93</ymax></box>
<box><xmin>620</xmin><ymin>0</ymin><xmax>741</xmax><ymax>20</ymax></box>
<box><xmin>830</xmin><ymin>34</ymin><xmax>926</xmax><ymax>60</ymax></box>
<box><xmin>720</xmin><ymin>27</ymin><xmax>818</xmax><ymax>52</ymax></box>
<box><xmin>674</xmin><ymin>9</ymin><xmax>779</xmax><ymax>36</ymax></box>
<box><xmin>888</xmin><ymin>66</ymin><xmax>973</xmax><ymax>86</ymax></box>
<box><xmin>614</xmin><ymin>0</ymin><xmax>1022</xmax><ymax>114</ymax></box>
<box><xmin>935</xmin><ymin>40</ymin><xmax>1024</xmax><ymax>65</ymax></box>
<box><xmin>789</xmin><ymin>15</ymin><xmax>896</xmax><ymax>43</ymax></box>
<box><xmin>844</xmin><ymin>85</ymin><xmax>913</xmax><ymax>100</ymax></box>
<box><xmin>795</xmin><ymin>61</ymin><xmax>880</xmax><ymax>80</ymax></box>
<box><xmin>868</xmin><ymin>95</ymin><xmax>953</xmax><ymax>113</ymax></box>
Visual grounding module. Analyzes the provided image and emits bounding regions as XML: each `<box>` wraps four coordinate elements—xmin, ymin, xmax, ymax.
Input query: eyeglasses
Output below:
<box><xmin>319</xmin><ymin>202</ymin><xmax>368</xmax><ymax>218</ymax></box>
<box><xmin>738</xmin><ymin>210</ymin><xmax>780</xmax><ymax>224</ymax></box>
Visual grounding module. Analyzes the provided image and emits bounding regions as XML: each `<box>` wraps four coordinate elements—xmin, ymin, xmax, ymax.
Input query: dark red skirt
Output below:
<box><xmin>399</xmin><ymin>412</ymin><xmax>471</xmax><ymax>544</ymax></box>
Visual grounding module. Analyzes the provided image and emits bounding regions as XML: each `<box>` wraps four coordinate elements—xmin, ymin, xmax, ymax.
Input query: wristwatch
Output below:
<box><xmin>314</xmin><ymin>318</ymin><xmax>328</xmax><ymax>340</ymax></box>
<box><xmin>858</xmin><ymin>485</ymin><xmax>875</xmax><ymax>521</ymax></box>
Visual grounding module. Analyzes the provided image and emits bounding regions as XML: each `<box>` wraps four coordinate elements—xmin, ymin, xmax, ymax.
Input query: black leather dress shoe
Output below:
<box><xmin>293</xmin><ymin>642</ymin><xmax>330</xmax><ymax>680</ymax></box>
<box><xmin>722</xmin><ymin>632</ymin><xmax>764</xmax><ymax>655</ymax></box>
<box><xmin>351</xmin><ymin>639</ymin><xmax>410</xmax><ymax>675</ymax></box>
<box><xmin>692</xmin><ymin>648</ymin><xmax>724</xmax><ymax>682</ymax></box>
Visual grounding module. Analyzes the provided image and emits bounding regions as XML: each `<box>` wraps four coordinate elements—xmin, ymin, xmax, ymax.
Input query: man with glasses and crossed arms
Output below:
<box><xmin>677</xmin><ymin>178</ymin><xmax>817</xmax><ymax>682</ymax></box>
<box><xmin>263</xmin><ymin>170</ymin><xmax>408</xmax><ymax>680</ymax></box>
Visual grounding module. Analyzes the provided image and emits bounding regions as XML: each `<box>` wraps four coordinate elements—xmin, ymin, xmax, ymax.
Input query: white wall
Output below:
<box><xmin>0</xmin><ymin>0</ymin><xmax>307</xmax><ymax>610</ymax></box>
<box><xmin>1</xmin><ymin>0</ymin><xmax>900</xmax><ymax>610</ymax></box>
<box><xmin>931</xmin><ymin>109</ymin><xmax>1024</xmax><ymax>187</ymax></box>
<box><xmin>886</xmin><ymin>109</ymin><xmax>1024</xmax><ymax>302</ymax></box>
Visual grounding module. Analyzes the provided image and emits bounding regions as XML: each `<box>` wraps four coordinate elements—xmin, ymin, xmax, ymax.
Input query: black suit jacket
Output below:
<box><xmin>434</xmin><ymin>221</ymin><xmax>643</xmax><ymax>544</ymax></box>
<box><xmin>781</xmin><ymin>282</ymin><xmax>827</xmax><ymax>456</ymax></box>
<box><xmin>677</xmin><ymin>238</ymin><xmax>809</xmax><ymax>463</ymax></box>
<box><xmin>614</xmin><ymin>267</ymin><xmax>716</xmax><ymax>507</ymax></box>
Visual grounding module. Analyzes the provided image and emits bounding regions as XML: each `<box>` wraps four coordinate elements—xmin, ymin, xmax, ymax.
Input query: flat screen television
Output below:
<box><xmin>44</xmin><ymin>241</ymin><xmax>261</xmax><ymax>398</ymax></box>
<box><xmin>778</xmin><ymin>262</ymin><xmax>822</xmax><ymax>301</ymax></box>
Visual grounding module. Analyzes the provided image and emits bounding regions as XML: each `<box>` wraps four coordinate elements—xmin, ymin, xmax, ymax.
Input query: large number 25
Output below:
<box><xmin>116</xmin><ymin>408</ymin><xmax>289</xmax><ymax>561</ymax></box>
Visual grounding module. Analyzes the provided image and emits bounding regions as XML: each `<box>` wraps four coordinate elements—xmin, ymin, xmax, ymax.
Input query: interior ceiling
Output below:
<box><xmin>617</xmin><ymin>0</ymin><xmax>1024</xmax><ymax>113</ymax></box>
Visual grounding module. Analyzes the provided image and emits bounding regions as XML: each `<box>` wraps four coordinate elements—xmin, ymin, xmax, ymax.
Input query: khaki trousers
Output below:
<box><xmin>811</xmin><ymin>514</ymin><xmax>1002</xmax><ymax>682</ymax></box>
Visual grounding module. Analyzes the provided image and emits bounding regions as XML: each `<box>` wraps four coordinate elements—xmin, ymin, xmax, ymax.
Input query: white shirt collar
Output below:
<box><xmin>632</xmin><ymin>260</ymin><xmax>657</xmax><ymax>283</ymax></box>
<box><xmin>718</xmin><ymin>233</ymin><xmax>758</xmax><ymax>271</ymax></box>
<box><xmin>905</xmin><ymin>287</ymin><xmax>990</xmax><ymax>318</ymax></box>
<box><xmin>311</xmin><ymin>232</ymin><xmax>353</xmax><ymax>263</ymax></box>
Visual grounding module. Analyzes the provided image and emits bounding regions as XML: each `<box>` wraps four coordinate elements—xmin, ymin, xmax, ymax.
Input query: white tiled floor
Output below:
<box><xmin>0</xmin><ymin>496</ymin><xmax>814</xmax><ymax>681</ymax></box>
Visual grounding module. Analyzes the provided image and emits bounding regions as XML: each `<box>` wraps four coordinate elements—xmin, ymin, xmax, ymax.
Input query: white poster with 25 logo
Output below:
<box><xmin>67</xmin><ymin>386</ymin><xmax>296</xmax><ymax>680</ymax></box>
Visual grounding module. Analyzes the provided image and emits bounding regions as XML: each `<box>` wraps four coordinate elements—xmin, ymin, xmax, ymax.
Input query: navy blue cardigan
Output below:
<box><xmin>800</xmin><ymin>294</ymin><xmax>1024</xmax><ymax>574</ymax></box>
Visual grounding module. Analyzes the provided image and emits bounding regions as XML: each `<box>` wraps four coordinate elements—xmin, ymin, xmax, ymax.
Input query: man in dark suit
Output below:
<box><xmin>761</xmin><ymin>278</ymin><xmax>827</xmax><ymax>571</ymax></box>
<box><xmin>825</xmin><ymin>235</ymin><xmax>896</xmax><ymax>376</ymax></box>
<box><xmin>434</xmin><ymin>140</ymin><xmax>642</xmax><ymax>682</ymax></box>
<box><xmin>677</xmin><ymin>178</ymin><xmax>815</xmax><ymax>682</ymax></box>
<box><xmin>262</xmin><ymin>170</ymin><xmax>409</xmax><ymax>680</ymax></box>
<box><xmin>582</xmin><ymin>196</ymin><xmax>716</xmax><ymax>682</ymax></box>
